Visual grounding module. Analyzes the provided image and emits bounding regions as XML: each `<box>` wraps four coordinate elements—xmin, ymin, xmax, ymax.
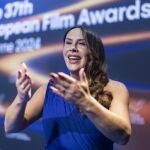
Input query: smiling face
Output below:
<box><xmin>63</xmin><ymin>28</ymin><xmax>89</xmax><ymax>76</ymax></box>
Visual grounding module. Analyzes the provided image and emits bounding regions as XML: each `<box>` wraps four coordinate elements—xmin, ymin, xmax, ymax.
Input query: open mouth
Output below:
<box><xmin>67</xmin><ymin>54</ymin><xmax>81</xmax><ymax>64</ymax></box>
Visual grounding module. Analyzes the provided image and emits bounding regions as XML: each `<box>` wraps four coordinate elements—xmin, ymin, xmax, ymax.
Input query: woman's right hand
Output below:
<box><xmin>16</xmin><ymin>63</ymin><xmax>32</xmax><ymax>103</ymax></box>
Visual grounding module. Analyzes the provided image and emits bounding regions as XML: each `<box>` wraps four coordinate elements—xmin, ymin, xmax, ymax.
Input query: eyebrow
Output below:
<box><xmin>65</xmin><ymin>38</ymin><xmax>85</xmax><ymax>41</ymax></box>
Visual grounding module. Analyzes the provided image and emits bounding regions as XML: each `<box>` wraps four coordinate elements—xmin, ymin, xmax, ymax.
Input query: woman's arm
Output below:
<box><xmin>4</xmin><ymin>86</ymin><xmax>46</xmax><ymax>133</ymax></box>
<box><xmin>79</xmin><ymin>81</ymin><xmax>131</xmax><ymax>145</ymax></box>
<box><xmin>49</xmin><ymin>69</ymin><xmax>131</xmax><ymax>145</ymax></box>
<box><xmin>4</xmin><ymin>63</ymin><xmax>46</xmax><ymax>133</ymax></box>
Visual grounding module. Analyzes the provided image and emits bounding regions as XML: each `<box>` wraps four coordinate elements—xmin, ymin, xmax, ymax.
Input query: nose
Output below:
<box><xmin>71</xmin><ymin>47</ymin><xmax>78</xmax><ymax>52</ymax></box>
<box><xmin>70</xmin><ymin>43</ymin><xmax>78</xmax><ymax>52</ymax></box>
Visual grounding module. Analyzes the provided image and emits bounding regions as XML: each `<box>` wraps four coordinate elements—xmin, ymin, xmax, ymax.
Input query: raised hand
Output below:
<box><xmin>16</xmin><ymin>63</ymin><xmax>32</xmax><ymax>102</ymax></box>
<box><xmin>49</xmin><ymin>68</ymin><xmax>91</xmax><ymax>105</ymax></box>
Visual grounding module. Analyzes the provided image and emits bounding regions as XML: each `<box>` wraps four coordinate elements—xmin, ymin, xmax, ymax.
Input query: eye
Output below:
<box><xmin>80</xmin><ymin>42</ymin><xmax>85</xmax><ymax>45</ymax></box>
<box><xmin>65</xmin><ymin>41</ymin><xmax>72</xmax><ymax>45</ymax></box>
<box><xmin>79</xmin><ymin>42</ymin><xmax>86</xmax><ymax>46</ymax></box>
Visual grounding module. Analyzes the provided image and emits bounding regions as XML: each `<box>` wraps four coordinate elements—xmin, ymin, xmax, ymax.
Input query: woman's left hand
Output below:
<box><xmin>49</xmin><ymin>68</ymin><xmax>91</xmax><ymax>105</ymax></box>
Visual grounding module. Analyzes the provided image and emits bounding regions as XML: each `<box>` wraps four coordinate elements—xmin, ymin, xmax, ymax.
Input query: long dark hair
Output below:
<box><xmin>64</xmin><ymin>26</ymin><xmax>113</xmax><ymax>109</ymax></box>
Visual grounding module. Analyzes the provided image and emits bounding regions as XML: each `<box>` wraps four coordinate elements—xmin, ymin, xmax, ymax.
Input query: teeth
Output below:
<box><xmin>68</xmin><ymin>56</ymin><xmax>81</xmax><ymax>60</ymax></box>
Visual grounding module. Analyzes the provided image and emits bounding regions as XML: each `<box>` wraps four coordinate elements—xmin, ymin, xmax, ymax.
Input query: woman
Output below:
<box><xmin>5</xmin><ymin>26</ymin><xmax>131</xmax><ymax>150</ymax></box>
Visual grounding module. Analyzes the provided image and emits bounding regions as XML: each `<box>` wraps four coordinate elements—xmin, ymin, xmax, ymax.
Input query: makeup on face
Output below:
<box><xmin>63</xmin><ymin>28</ymin><xmax>89</xmax><ymax>73</ymax></box>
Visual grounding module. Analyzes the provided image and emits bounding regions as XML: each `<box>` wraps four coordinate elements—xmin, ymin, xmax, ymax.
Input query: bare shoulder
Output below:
<box><xmin>105</xmin><ymin>79</ymin><xmax>128</xmax><ymax>96</ymax></box>
<box><xmin>29</xmin><ymin>83</ymin><xmax>48</xmax><ymax>105</ymax></box>
<box><xmin>105</xmin><ymin>80</ymin><xmax>131</xmax><ymax>129</ymax></box>
<box><xmin>24</xmin><ymin>83</ymin><xmax>48</xmax><ymax>122</ymax></box>
<box><xmin>35</xmin><ymin>84</ymin><xmax>47</xmax><ymax>95</ymax></box>
<box><xmin>105</xmin><ymin>80</ymin><xmax>129</xmax><ymax>109</ymax></box>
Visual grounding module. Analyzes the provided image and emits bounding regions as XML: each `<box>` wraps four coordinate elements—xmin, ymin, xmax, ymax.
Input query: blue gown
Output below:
<box><xmin>42</xmin><ymin>83</ymin><xmax>113</xmax><ymax>150</ymax></box>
